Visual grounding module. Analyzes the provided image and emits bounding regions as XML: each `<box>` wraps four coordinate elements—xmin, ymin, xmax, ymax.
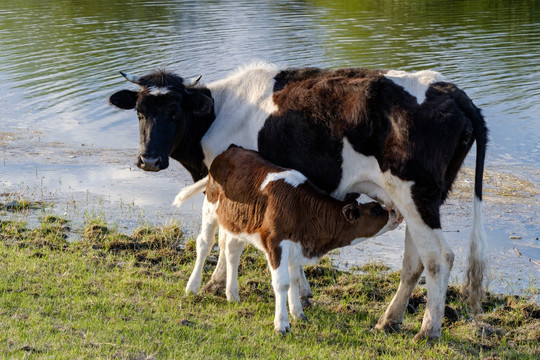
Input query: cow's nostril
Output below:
<box><xmin>138</xmin><ymin>156</ymin><xmax>162</xmax><ymax>172</ymax></box>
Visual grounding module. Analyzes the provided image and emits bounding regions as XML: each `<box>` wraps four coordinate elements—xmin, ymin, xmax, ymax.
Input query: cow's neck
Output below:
<box><xmin>170</xmin><ymin>106</ymin><xmax>216</xmax><ymax>182</ymax></box>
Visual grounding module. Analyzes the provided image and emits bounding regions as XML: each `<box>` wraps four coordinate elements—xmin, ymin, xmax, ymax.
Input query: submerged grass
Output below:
<box><xmin>0</xmin><ymin>218</ymin><xmax>538</xmax><ymax>359</ymax></box>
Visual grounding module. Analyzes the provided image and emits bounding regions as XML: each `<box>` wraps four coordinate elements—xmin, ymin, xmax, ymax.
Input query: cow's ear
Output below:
<box><xmin>342</xmin><ymin>204</ymin><xmax>361</xmax><ymax>223</ymax></box>
<box><xmin>109</xmin><ymin>90</ymin><xmax>138</xmax><ymax>110</ymax></box>
<box><xmin>185</xmin><ymin>92</ymin><xmax>213</xmax><ymax>116</ymax></box>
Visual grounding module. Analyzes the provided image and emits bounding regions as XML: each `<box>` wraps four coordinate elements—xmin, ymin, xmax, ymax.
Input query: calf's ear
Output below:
<box><xmin>185</xmin><ymin>92</ymin><xmax>213</xmax><ymax>116</ymax></box>
<box><xmin>342</xmin><ymin>204</ymin><xmax>362</xmax><ymax>223</ymax></box>
<box><xmin>109</xmin><ymin>90</ymin><xmax>138</xmax><ymax>110</ymax></box>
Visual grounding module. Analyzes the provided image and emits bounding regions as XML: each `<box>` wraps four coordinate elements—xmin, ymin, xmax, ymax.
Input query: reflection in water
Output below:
<box><xmin>1</xmin><ymin>0</ymin><xmax>539</xmax><ymax>294</ymax></box>
<box><xmin>1</xmin><ymin>0</ymin><xmax>539</xmax><ymax>162</ymax></box>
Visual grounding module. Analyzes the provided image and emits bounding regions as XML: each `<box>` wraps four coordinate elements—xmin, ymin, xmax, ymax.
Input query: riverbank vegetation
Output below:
<box><xmin>0</xmin><ymin>210</ymin><xmax>539</xmax><ymax>359</ymax></box>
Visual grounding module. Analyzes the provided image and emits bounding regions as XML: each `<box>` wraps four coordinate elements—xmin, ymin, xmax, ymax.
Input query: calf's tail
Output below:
<box><xmin>172</xmin><ymin>176</ymin><xmax>209</xmax><ymax>208</ymax></box>
<box><xmin>459</xmin><ymin>92</ymin><xmax>489</xmax><ymax>316</ymax></box>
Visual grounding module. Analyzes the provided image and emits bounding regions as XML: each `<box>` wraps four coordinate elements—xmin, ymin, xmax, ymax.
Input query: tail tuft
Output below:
<box><xmin>172</xmin><ymin>176</ymin><xmax>209</xmax><ymax>207</ymax></box>
<box><xmin>463</xmin><ymin>197</ymin><xmax>488</xmax><ymax>316</ymax></box>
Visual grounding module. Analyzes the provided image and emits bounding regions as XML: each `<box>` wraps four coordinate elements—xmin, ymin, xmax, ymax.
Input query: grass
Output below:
<box><xmin>0</xmin><ymin>216</ymin><xmax>539</xmax><ymax>359</ymax></box>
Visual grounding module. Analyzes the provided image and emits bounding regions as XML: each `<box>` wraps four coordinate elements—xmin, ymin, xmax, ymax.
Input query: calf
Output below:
<box><xmin>174</xmin><ymin>146</ymin><xmax>398</xmax><ymax>333</ymax></box>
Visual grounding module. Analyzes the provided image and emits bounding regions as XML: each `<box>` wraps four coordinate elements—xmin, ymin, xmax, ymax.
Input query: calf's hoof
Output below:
<box><xmin>300</xmin><ymin>296</ymin><xmax>313</xmax><ymax>308</ymax></box>
<box><xmin>275</xmin><ymin>325</ymin><xmax>291</xmax><ymax>336</ymax></box>
<box><xmin>202</xmin><ymin>279</ymin><xmax>226</xmax><ymax>294</ymax></box>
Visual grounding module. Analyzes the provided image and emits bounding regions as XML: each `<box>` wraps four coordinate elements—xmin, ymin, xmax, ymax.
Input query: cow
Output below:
<box><xmin>108</xmin><ymin>62</ymin><xmax>488</xmax><ymax>341</ymax></box>
<box><xmin>173</xmin><ymin>145</ymin><xmax>399</xmax><ymax>333</ymax></box>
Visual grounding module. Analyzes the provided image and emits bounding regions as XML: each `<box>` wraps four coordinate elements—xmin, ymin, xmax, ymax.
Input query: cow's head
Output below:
<box><xmin>109</xmin><ymin>70</ymin><xmax>213</xmax><ymax>171</ymax></box>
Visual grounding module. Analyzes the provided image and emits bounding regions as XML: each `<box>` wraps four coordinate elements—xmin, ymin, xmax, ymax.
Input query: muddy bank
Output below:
<box><xmin>1</xmin><ymin>130</ymin><xmax>538</xmax><ymax>300</ymax></box>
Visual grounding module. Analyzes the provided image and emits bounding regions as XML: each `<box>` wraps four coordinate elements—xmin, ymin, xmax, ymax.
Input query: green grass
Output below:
<box><xmin>0</xmin><ymin>217</ymin><xmax>538</xmax><ymax>359</ymax></box>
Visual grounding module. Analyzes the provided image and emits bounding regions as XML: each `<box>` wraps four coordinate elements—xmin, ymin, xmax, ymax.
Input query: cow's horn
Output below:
<box><xmin>185</xmin><ymin>75</ymin><xmax>202</xmax><ymax>87</ymax></box>
<box><xmin>120</xmin><ymin>71</ymin><xmax>141</xmax><ymax>84</ymax></box>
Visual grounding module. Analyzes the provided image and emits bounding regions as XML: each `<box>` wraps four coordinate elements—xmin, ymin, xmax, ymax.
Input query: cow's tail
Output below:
<box><xmin>458</xmin><ymin>91</ymin><xmax>489</xmax><ymax>317</ymax></box>
<box><xmin>172</xmin><ymin>176</ymin><xmax>209</xmax><ymax>208</ymax></box>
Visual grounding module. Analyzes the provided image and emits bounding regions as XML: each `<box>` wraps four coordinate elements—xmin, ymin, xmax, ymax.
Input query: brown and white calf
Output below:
<box><xmin>174</xmin><ymin>146</ymin><xmax>398</xmax><ymax>334</ymax></box>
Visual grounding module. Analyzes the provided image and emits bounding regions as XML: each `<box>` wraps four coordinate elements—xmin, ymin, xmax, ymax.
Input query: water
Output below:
<box><xmin>1</xmin><ymin>0</ymin><xmax>539</xmax><ymax>298</ymax></box>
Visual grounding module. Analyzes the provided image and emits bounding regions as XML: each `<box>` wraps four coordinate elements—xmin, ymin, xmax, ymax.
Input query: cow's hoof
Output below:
<box><xmin>413</xmin><ymin>330</ymin><xmax>440</xmax><ymax>343</ymax></box>
<box><xmin>374</xmin><ymin>321</ymin><xmax>401</xmax><ymax>333</ymax></box>
<box><xmin>185</xmin><ymin>285</ymin><xmax>199</xmax><ymax>295</ymax></box>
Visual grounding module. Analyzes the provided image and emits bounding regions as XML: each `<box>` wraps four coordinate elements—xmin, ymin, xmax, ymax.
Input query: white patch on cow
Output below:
<box><xmin>334</xmin><ymin>138</ymin><xmax>418</xmax><ymax>220</ymax></box>
<box><xmin>332</xmin><ymin>138</ymin><xmax>393</xmax><ymax>205</ymax></box>
<box><xmin>201</xmin><ymin>62</ymin><xmax>282</xmax><ymax>167</ymax></box>
<box><xmin>260</xmin><ymin>170</ymin><xmax>307</xmax><ymax>191</ymax></box>
<box><xmin>148</xmin><ymin>86</ymin><xmax>172</xmax><ymax>96</ymax></box>
<box><xmin>384</xmin><ymin>69</ymin><xmax>444</xmax><ymax>104</ymax></box>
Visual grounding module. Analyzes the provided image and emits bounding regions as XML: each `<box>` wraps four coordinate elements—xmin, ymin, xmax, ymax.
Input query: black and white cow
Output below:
<box><xmin>109</xmin><ymin>63</ymin><xmax>488</xmax><ymax>341</ymax></box>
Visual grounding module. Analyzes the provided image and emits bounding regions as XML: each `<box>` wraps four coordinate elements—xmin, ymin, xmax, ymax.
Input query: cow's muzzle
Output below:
<box><xmin>137</xmin><ymin>155</ymin><xmax>167</xmax><ymax>172</ymax></box>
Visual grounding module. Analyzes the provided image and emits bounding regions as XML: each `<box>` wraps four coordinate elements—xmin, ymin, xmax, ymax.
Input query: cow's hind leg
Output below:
<box><xmin>376</xmin><ymin>225</ymin><xmax>424</xmax><ymax>332</ymax></box>
<box><xmin>407</xmin><ymin>221</ymin><xmax>454</xmax><ymax>341</ymax></box>
<box><xmin>186</xmin><ymin>198</ymin><xmax>219</xmax><ymax>294</ymax></box>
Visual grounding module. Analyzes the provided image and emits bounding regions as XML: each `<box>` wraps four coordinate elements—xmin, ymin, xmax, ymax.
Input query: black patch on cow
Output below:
<box><xmin>168</xmin><ymin>86</ymin><xmax>215</xmax><ymax>181</ymax></box>
<box><xmin>109</xmin><ymin>90</ymin><xmax>138</xmax><ymax>110</ymax></box>
<box><xmin>258</xmin><ymin>114</ymin><xmax>344</xmax><ymax>193</ymax></box>
<box><xmin>260</xmin><ymin>67</ymin><xmax>487</xmax><ymax>229</ymax></box>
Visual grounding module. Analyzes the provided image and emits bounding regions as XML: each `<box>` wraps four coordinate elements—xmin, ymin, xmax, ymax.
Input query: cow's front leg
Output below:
<box><xmin>202</xmin><ymin>228</ymin><xmax>229</xmax><ymax>294</ymax></box>
<box><xmin>376</xmin><ymin>225</ymin><xmax>424</xmax><ymax>332</ymax></box>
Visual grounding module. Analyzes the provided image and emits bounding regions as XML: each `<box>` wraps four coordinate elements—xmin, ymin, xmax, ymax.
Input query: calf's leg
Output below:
<box><xmin>225</xmin><ymin>235</ymin><xmax>245</xmax><ymax>302</ymax></box>
<box><xmin>288</xmin><ymin>262</ymin><xmax>307</xmax><ymax>321</ymax></box>
<box><xmin>298</xmin><ymin>266</ymin><xmax>314</xmax><ymax>307</ymax></box>
<box><xmin>202</xmin><ymin>228</ymin><xmax>228</xmax><ymax>294</ymax></box>
<box><xmin>269</xmin><ymin>242</ymin><xmax>291</xmax><ymax>334</ymax></box>
<box><xmin>186</xmin><ymin>199</ymin><xmax>219</xmax><ymax>294</ymax></box>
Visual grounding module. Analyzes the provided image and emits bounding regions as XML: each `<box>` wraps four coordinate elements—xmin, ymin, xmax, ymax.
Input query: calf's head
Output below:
<box><xmin>109</xmin><ymin>70</ymin><xmax>213</xmax><ymax>171</ymax></box>
<box><xmin>342</xmin><ymin>202</ymin><xmax>399</xmax><ymax>238</ymax></box>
